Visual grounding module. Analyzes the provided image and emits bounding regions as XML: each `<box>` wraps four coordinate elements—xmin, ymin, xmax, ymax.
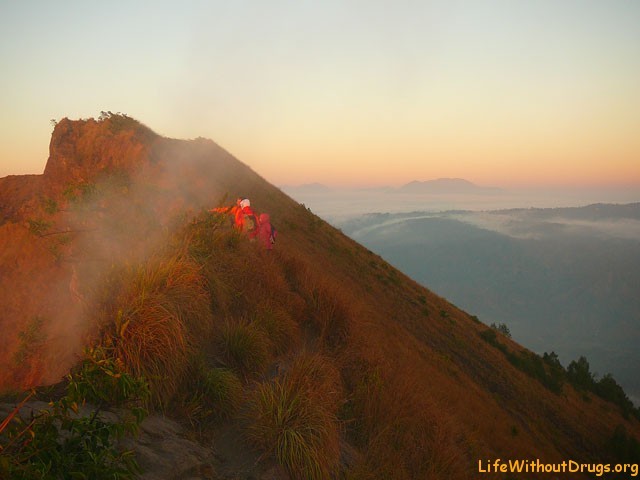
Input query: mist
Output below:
<box><xmin>281</xmin><ymin>184</ymin><xmax>640</xmax><ymax>221</ymax></box>
<box><xmin>27</xmin><ymin>133</ymin><xmax>244</xmax><ymax>386</ymax></box>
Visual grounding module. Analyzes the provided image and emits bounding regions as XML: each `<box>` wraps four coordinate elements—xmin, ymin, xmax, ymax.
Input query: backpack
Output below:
<box><xmin>243</xmin><ymin>213</ymin><xmax>258</xmax><ymax>233</ymax></box>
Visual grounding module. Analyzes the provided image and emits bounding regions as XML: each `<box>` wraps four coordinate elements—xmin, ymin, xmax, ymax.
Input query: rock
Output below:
<box><xmin>121</xmin><ymin>415</ymin><xmax>217</xmax><ymax>480</ymax></box>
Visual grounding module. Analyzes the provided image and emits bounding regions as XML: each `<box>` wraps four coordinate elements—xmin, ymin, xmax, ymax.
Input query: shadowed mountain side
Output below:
<box><xmin>340</xmin><ymin>212</ymin><xmax>640</xmax><ymax>404</ymax></box>
<box><xmin>1</xmin><ymin>116</ymin><xmax>639</xmax><ymax>478</ymax></box>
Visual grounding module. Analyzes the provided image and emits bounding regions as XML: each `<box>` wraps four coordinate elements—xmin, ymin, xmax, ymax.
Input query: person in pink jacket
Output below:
<box><xmin>257</xmin><ymin>213</ymin><xmax>276</xmax><ymax>250</ymax></box>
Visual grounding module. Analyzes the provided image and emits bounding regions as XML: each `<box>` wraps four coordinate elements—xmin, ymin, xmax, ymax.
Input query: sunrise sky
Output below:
<box><xmin>1</xmin><ymin>1</ymin><xmax>639</xmax><ymax>189</ymax></box>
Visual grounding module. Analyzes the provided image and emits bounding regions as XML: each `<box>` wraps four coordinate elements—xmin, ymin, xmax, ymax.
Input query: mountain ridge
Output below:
<box><xmin>1</xmin><ymin>115</ymin><xmax>638</xmax><ymax>479</ymax></box>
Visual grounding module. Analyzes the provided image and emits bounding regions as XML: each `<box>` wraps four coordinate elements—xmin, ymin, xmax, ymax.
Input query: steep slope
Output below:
<box><xmin>338</xmin><ymin>208</ymin><xmax>640</xmax><ymax>403</ymax></box>
<box><xmin>1</xmin><ymin>115</ymin><xmax>639</xmax><ymax>479</ymax></box>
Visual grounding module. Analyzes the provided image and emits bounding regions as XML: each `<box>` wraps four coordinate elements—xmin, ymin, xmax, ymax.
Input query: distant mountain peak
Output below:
<box><xmin>280</xmin><ymin>182</ymin><xmax>331</xmax><ymax>193</ymax></box>
<box><xmin>400</xmin><ymin>178</ymin><xmax>502</xmax><ymax>194</ymax></box>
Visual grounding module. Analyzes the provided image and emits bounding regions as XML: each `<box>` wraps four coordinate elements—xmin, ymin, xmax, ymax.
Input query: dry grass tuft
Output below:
<box><xmin>214</xmin><ymin>319</ymin><xmax>270</xmax><ymax>378</ymax></box>
<box><xmin>251</xmin><ymin>301</ymin><xmax>301</xmax><ymax>356</ymax></box>
<box><xmin>244</xmin><ymin>355</ymin><xmax>342</xmax><ymax>479</ymax></box>
<box><xmin>100</xmin><ymin>250</ymin><xmax>213</xmax><ymax>408</ymax></box>
<box><xmin>284</xmin><ymin>352</ymin><xmax>343</xmax><ymax>413</ymax></box>
<box><xmin>178</xmin><ymin>361</ymin><xmax>244</xmax><ymax>428</ymax></box>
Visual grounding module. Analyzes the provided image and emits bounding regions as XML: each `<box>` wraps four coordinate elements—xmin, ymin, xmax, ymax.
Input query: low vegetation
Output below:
<box><xmin>566</xmin><ymin>356</ymin><xmax>639</xmax><ymax>420</ymax></box>
<box><xmin>480</xmin><ymin>326</ymin><xmax>639</xmax><ymax>417</ymax></box>
<box><xmin>0</xmin><ymin>348</ymin><xmax>148</xmax><ymax>479</ymax></box>
<box><xmin>245</xmin><ymin>354</ymin><xmax>341</xmax><ymax>479</ymax></box>
<box><xmin>3</xmin><ymin>117</ymin><xmax>640</xmax><ymax>479</ymax></box>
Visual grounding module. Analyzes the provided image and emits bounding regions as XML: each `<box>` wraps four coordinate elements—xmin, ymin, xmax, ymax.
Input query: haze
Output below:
<box><xmin>282</xmin><ymin>184</ymin><xmax>640</xmax><ymax>219</ymax></box>
<box><xmin>1</xmin><ymin>1</ymin><xmax>639</xmax><ymax>191</ymax></box>
<box><xmin>335</xmin><ymin>203</ymin><xmax>640</xmax><ymax>403</ymax></box>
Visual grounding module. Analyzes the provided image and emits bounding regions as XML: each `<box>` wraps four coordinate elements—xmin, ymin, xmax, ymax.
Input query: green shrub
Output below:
<box><xmin>480</xmin><ymin>331</ymin><xmax>564</xmax><ymax>393</ymax></box>
<box><xmin>27</xmin><ymin>219</ymin><xmax>52</xmax><ymax>236</ymax></box>
<box><xmin>12</xmin><ymin>317</ymin><xmax>46</xmax><ymax>366</ymax></box>
<box><xmin>479</xmin><ymin>329</ymin><xmax>502</xmax><ymax>351</ymax></box>
<box><xmin>507</xmin><ymin>351</ymin><xmax>563</xmax><ymax>394</ymax></box>
<box><xmin>595</xmin><ymin>374</ymin><xmax>637</xmax><ymax>419</ymax></box>
<box><xmin>567</xmin><ymin>356</ymin><xmax>596</xmax><ymax>391</ymax></box>
<box><xmin>200</xmin><ymin>368</ymin><xmax>243</xmax><ymax>418</ymax></box>
<box><xmin>0</xmin><ymin>348</ymin><xmax>148</xmax><ymax>479</ymax></box>
<box><xmin>490</xmin><ymin>322</ymin><xmax>511</xmax><ymax>338</ymax></box>
<box><xmin>41</xmin><ymin>197</ymin><xmax>59</xmax><ymax>215</ymax></box>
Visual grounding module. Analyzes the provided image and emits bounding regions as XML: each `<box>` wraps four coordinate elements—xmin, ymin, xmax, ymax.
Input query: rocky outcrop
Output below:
<box><xmin>43</xmin><ymin>116</ymin><xmax>157</xmax><ymax>191</ymax></box>
<box><xmin>0</xmin><ymin>115</ymin><xmax>263</xmax><ymax>393</ymax></box>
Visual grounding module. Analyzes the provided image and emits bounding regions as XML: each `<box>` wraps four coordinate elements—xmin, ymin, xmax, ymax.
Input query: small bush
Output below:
<box><xmin>0</xmin><ymin>348</ymin><xmax>148</xmax><ymax>479</ymax></box>
<box><xmin>12</xmin><ymin>316</ymin><xmax>46</xmax><ymax>366</ymax></box>
<box><xmin>214</xmin><ymin>320</ymin><xmax>270</xmax><ymax>377</ymax></box>
<box><xmin>27</xmin><ymin>219</ymin><xmax>52</xmax><ymax>236</ymax></box>
<box><xmin>479</xmin><ymin>328</ymin><xmax>497</xmax><ymax>345</ymax></box>
<box><xmin>491</xmin><ymin>322</ymin><xmax>511</xmax><ymax>338</ymax></box>
<box><xmin>567</xmin><ymin>356</ymin><xmax>596</xmax><ymax>392</ymax></box>
<box><xmin>284</xmin><ymin>353</ymin><xmax>343</xmax><ymax>414</ymax></box>
<box><xmin>245</xmin><ymin>373</ymin><xmax>340</xmax><ymax>479</ymax></box>
<box><xmin>595</xmin><ymin>374</ymin><xmax>638</xmax><ymax>419</ymax></box>
<box><xmin>179</xmin><ymin>365</ymin><xmax>243</xmax><ymax>428</ymax></box>
<box><xmin>507</xmin><ymin>351</ymin><xmax>563</xmax><ymax>393</ymax></box>
<box><xmin>479</xmin><ymin>329</ymin><xmax>508</xmax><ymax>354</ymax></box>
<box><xmin>199</xmin><ymin>368</ymin><xmax>243</xmax><ymax>419</ymax></box>
<box><xmin>41</xmin><ymin>197</ymin><xmax>59</xmax><ymax>215</ymax></box>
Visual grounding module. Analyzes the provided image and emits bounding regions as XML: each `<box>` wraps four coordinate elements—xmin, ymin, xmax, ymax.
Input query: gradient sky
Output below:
<box><xmin>1</xmin><ymin>0</ymin><xmax>639</xmax><ymax>188</ymax></box>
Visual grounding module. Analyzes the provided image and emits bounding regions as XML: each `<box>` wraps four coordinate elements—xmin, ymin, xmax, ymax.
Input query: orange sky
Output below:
<box><xmin>1</xmin><ymin>2</ymin><xmax>639</xmax><ymax>190</ymax></box>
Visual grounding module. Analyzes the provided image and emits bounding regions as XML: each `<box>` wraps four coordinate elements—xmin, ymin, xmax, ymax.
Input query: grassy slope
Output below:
<box><xmin>2</xmin><ymin>117</ymin><xmax>639</xmax><ymax>478</ymax></box>
<box><xmin>216</xmin><ymin>145</ymin><xmax>640</xmax><ymax>475</ymax></box>
<box><xmin>173</xmin><ymin>143</ymin><xmax>639</xmax><ymax>476</ymax></box>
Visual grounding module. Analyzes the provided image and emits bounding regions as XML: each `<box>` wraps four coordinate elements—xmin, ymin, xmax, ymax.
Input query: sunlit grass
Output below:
<box><xmin>244</xmin><ymin>355</ymin><xmax>342</xmax><ymax>479</ymax></box>
<box><xmin>100</xmin><ymin>250</ymin><xmax>213</xmax><ymax>409</ymax></box>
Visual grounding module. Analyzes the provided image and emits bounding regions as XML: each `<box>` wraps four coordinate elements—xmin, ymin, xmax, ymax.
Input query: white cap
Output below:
<box><xmin>240</xmin><ymin>199</ymin><xmax>250</xmax><ymax>209</ymax></box>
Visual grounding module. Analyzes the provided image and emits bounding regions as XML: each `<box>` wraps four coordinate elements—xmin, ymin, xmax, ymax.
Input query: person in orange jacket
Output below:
<box><xmin>210</xmin><ymin>197</ymin><xmax>243</xmax><ymax>229</ymax></box>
